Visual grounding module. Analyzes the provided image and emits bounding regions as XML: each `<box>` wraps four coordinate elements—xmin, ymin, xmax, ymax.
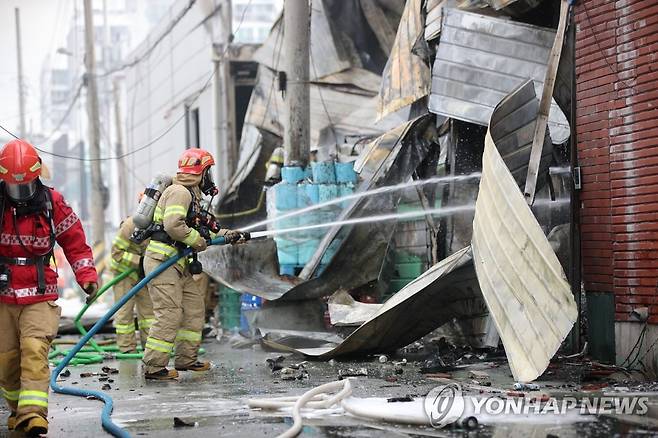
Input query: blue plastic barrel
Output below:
<box><xmin>273</xmin><ymin>183</ymin><xmax>298</xmax><ymax>211</ymax></box>
<box><xmin>305</xmin><ymin>184</ymin><xmax>320</xmax><ymax>204</ymax></box>
<box><xmin>335</xmin><ymin>161</ymin><xmax>357</xmax><ymax>184</ymax></box>
<box><xmin>318</xmin><ymin>184</ymin><xmax>338</xmax><ymax>203</ymax></box>
<box><xmin>240</xmin><ymin>293</ymin><xmax>263</xmax><ymax>333</ymax></box>
<box><xmin>311</xmin><ymin>161</ymin><xmax>337</xmax><ymax>184</ymax></box>
<box><xmin>281</xmin><ymin>166</ymin><xmax>305</xmax><ymax>183</ymax></box>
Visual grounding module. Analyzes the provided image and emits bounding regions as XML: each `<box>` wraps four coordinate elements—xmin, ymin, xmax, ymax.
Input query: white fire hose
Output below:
<box><xmin>247</xmin><ymin>379</ymin><xmax>353</xmax><ymax>438</ymax></box>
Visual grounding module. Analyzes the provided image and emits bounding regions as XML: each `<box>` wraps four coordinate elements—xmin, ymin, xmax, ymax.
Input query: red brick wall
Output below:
<box><xmin>575</xmin><ymin>0</ymin><xmax>658</xmax><ymax>323</ymax></box>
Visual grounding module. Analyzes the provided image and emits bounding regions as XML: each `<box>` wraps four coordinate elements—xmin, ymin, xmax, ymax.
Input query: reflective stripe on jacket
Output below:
<box><xmin>145</xmin><ymin>174</ymin><xmax>205</xmax><ymax>266</ymax></box>
<box><xmin>110</xmin><ymin>216</ymin><xmax>147</xmax><ymax>279</ymax></box>
<box><xmin>0</xmin><ymin>187</ymin><xmax>98</xmax><ymax>305</ymax></box>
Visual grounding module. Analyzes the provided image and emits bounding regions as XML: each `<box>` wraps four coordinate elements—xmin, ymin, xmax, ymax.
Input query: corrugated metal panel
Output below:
<box><xmin>487</xmin><ymin>0</ymin><xmax>543</xmax><ymax>9</ymax></box>
<box><xmin>377</xmin><ymin>0</ymin><xmax>431</xmax><ymax>120</ymax></box>
<box><xmin>471</xmin><ymin>127</ymin><xmax>576</xmax><ymax>382</ymax></box>
<box><xmin>456</xmin><ymin>0</ymin><xmax>543</xmax><ymax>13</ymax></box>
<box><xmin>428</xmin><ymin>8</ymin><xmax>570</xmax><ymax>144</ymax></box>
<box><xmin>262</xmin><ymin>246</ymin><xmax>485</xmax><ymax>358</ymax></box>
<box><xmin>425</xmin><ymin>0</ymin><xmax>447</xmax><ymax>41</ymax></box>
<box><xmin>490</xmin><ymin>79</ymin><xmax>553</xmax><ymax>189</ymax></box>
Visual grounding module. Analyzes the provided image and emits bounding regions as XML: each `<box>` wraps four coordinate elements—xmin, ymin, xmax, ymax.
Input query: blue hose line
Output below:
<box><xmin>50</xmin><ymin>236</ymin><xmax>227</xmax><ymax>438</ymax></box>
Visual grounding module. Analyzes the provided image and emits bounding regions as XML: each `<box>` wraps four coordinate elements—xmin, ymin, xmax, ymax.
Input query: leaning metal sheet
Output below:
<box><xmin>298</xmin><ymin>115</ymin><xmax>434</xmax><ymax>282</ymax></box>
<box><xmin>202</xmin><ymin>116</ymin><xmax>434</xmax><ymax>302</ymax></box>
<box><xmin>490</xmin><ymin>80</ymin><xmax>553</xmax><ymax>189</ymax></box>
<box><xmin>377</xmin><ymin>0</ymin><xmax>431</xmax><ymax>120</ymax></box>
<box><xmin>199</xmin><ymin>238</ymin><xmax>300</xmax><ymax>301</ymax></box>
<box><xmin>272</xmin><ymin>246</ymin><xmax>482</xmax><ymax>358</ymax></box>
<box><xmin>471</xmin><ymin>129</ymin><xmax>577</xmax><ymax>382</ymax></box>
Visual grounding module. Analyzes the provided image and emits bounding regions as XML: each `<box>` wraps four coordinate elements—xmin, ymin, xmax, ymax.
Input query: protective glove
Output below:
<box><xmin>223</xmin><ymin>230</ymin><xmax>250</xmax><ymax>245</ymax></box>
<box><xmin>192</xmin><ymin>235</ymin><xmax>208</xmax><ymax>252</ymax></box>
<box><xmin>83</xmin><ymin>282</ymin><xmax>99</xmax><ymax>304</ymax></box>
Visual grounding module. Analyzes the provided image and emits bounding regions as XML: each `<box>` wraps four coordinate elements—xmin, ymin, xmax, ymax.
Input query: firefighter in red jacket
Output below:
<box><xmin>0</xmin><ymin>140</ymin><xmax>98</xmax><ymax>436</ymax></box>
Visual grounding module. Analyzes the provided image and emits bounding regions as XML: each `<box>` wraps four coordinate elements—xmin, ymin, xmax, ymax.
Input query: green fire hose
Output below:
<box><xmin>49</xmin><ymin>270</ymin><xmax>136</xmax><ymax>366</ymax></box>
<box><xmin>74</xmin><ymin>269</ymin><xmax>136</xmax><ymax>354</ymax></box>
<box><xmin>60</xmin><ymin>266</ymin><xmax>205</xmax><ymax>363</ymax></box>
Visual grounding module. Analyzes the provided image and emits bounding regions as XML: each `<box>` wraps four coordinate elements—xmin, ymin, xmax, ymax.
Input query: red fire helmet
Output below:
<box><xmin>178</xmin><ymin>148</ymin><xmax>215</xmax><ymax>175</ymax></box>
<box><xmin>0</xmin><ymin>139</ymin><xmax>43</xmax><ymax>184</ymax></box>
<box><xmin>177</xmin><ymin>148</ymin><xmax>215</xmax><ymax>175</ymax></box>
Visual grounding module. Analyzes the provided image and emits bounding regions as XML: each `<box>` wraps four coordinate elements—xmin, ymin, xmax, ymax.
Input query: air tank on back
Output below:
<box><xmin>133</xmin><ymin>174</ymin><xmax>172</xmax><ymax>229</ymax></box>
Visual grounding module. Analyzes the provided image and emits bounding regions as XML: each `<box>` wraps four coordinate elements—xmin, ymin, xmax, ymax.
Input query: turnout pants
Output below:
<box><xmin>193</xmin><ymin>272</ymin><xmax>216</xmax><ymax>321</ymax></box>
<box><xmin>142</xmin><ymin>256</ymin><xmax>205</xmax><ymax>374</ymax></box>
<box><xmin>0</xmin><ymin>301</ymin><xmax>60</xmax><ymax>423</ymax></box>
<box><xmin>113</xmin><ymin>275</ymin><xmax>155</xmax><ymax>353</ymax></box>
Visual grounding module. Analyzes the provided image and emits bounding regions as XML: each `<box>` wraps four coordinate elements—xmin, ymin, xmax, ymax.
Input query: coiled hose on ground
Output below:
<box><xmin>50</xmin><ymin>236</ymin><xmax>227</xmax><ymax>438</ymax></box>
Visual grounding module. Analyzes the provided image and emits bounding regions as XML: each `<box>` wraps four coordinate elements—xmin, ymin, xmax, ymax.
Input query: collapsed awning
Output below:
<box><xmin>261</xmin><ymin>247</ymin><xmax>484</xmax><ymax>358</ymax></box>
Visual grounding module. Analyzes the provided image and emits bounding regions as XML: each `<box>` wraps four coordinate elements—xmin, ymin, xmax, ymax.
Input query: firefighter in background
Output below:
<box><xmin>264</xmin><ymin>147</ymin><xmax>284</xmax><ymax>185</ymax></box>
<box><xmin>0</xmin><ymin>140</ymin><xmax>98</xmax><ymax>435</ymax></box>
<box><xmin>192</xmin><ymin>272</ymin><xmax>220</xmax><ymax>337</ymax></box>
<box><xmin>142</xmin><ymin>148</ymin><xmax>247</xmax><ymax>380</ymax></box>
<box><xmin>110</xmin><ymin>210</ymin><xmax>154</xmax><ymax>353</ymax></box>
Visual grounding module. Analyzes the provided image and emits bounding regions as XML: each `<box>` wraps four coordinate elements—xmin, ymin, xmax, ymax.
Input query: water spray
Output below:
<box><xmin>249</xmin><ymin>206</ymin><xmax>475</xmax><ymax>238</ymax></box>
<box><xmin>243</xmin><ymin>173</ymin><xmax>482</xmax><ymax>232</ymax></box>
<box><xmin>248</xmin><ymin>197</ymin><xmax>569</xmax><ymax>239</ymax></box>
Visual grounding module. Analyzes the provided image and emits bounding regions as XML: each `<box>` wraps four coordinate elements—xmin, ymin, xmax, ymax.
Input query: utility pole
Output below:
<box><xmin>213</xmin><ymin>0</ymin><xmax>235</xmax><ymax>192</ymax></box>
<box><xmin>83</xmin><ymin>0</ymin><xmax>106</xmax><ymax>246</ymax></box>
<box><xmin>113</xmin><ymin>78</ymin><xmax>128</xmax><ymax>219</ymax></box>
<box><xmin>14</xmin><ymin>8</ymin><xmax>26</xmax><ymax>138</ymax></box>
<box><xmin>283</xmin><ymin>0</ymin><xmax>310</xmax><ymax>167</ymax></box>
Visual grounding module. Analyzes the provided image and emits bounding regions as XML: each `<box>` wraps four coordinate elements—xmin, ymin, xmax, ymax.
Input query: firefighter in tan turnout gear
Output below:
<box><xmin>110</xmin><ymin>214</ymin><xmax>154</xmax><ymax>353</ymax></box>
<box><xmin>142</xmin><ymin>148</ymin><xmax>247</xmax><ymax>380</ymax></box>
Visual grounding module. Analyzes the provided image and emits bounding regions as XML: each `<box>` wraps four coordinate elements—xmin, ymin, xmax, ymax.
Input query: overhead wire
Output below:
<box><xmin>96</xmin><ymin>0</ymin><xmax>198</xmax><ymax>78</ymax></box>
<box><xmin>39</xmin><ymin>82</ymin><xmax>85</xmax><ymax>143</ymax></box>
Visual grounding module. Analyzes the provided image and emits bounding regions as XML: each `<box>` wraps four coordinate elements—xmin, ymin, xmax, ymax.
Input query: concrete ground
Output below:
<box><xmin>2</xmin><ymin>339</ymin><xmax>658</xmax><ymax>437</ymax></box>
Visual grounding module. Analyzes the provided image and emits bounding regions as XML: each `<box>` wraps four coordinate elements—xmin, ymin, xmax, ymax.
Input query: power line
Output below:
<box><xmin>97</xmin><ymin>0</ymin><xmax>197</xmax><ymax>78</ymax></box>
<box><xmin>39</xmin><ymin>82</ymin><xmax>84</xmax><ymax>143</ymax></box>
<box><xmin>0</xmin><ymin>124</ymin><xmax>18</xmax><ymax>140</ymax></box>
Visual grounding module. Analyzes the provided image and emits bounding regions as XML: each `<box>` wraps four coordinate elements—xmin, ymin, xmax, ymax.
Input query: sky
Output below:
<box><xmin>0</xmin><ymin>0</ymin><xmax>66</xmax><ymax>136</ymax></box>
